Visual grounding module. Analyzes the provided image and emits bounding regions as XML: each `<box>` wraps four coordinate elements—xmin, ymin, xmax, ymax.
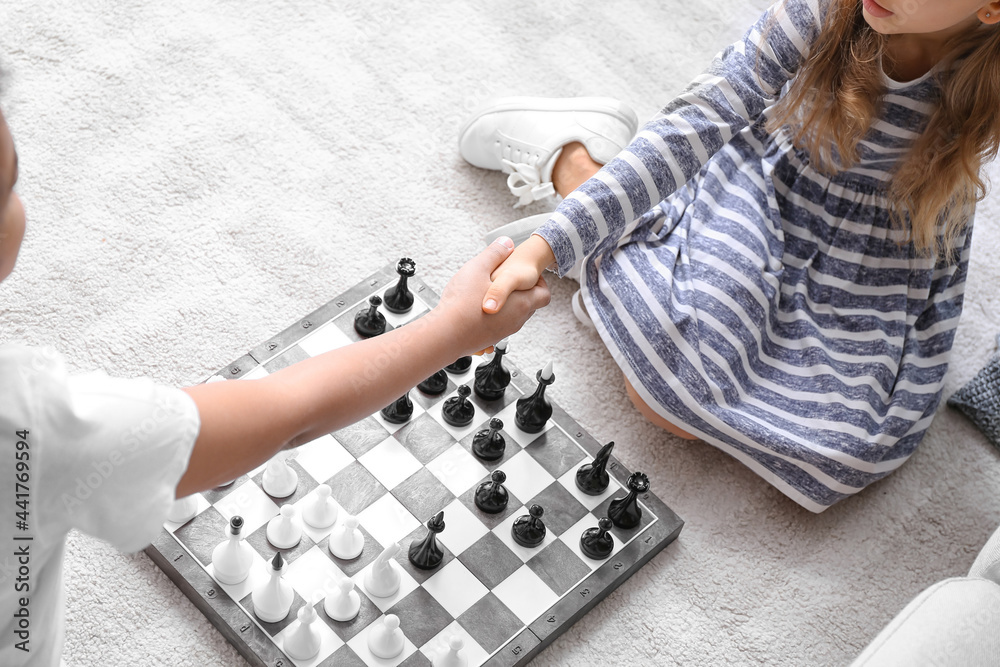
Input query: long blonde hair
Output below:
<box><xmin>765</xmin><ymin>0</ymin><xmax>1000</xmax><ymax>256</ymax></box>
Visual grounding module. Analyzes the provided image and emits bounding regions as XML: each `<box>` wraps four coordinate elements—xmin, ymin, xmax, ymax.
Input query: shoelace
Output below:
<box><xmin>501</xmin><ymin>157</ymin><xmax>555</xmax><ymax>208</ymax></box>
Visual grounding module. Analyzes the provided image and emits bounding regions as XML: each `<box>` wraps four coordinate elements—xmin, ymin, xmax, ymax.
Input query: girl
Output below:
<box><xmin>460</xmin><ymin>0</ymin><xmax>997</xmax><ymax>511</ymax></box>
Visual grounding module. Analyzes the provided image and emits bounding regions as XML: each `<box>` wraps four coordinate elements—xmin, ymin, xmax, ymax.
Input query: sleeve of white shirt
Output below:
<box><xmin>0</xmin><ymin>344</ymin><xmax>201</xmax><ymax>553</ymax></box>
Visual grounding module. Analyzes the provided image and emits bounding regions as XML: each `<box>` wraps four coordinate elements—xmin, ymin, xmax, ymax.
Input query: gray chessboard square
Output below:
<box><xmin>327</xmin><ymin>461</ymin><xmax>387</xmax><ymax>516</ymax></box>
<box><xmin>457</xmin><ymin>593</ymin><xmax>524</xmax><ymax>654</ymax></box>
<box><xmin>525</xmin><ymin>539</ymin><xmax>592</xmax><ymax>596</ymax></box>
<box><xmin>393</xmin><ymin>413</ymin><xmax>458</xmax><ymax>465</ymax></box>
<box><xmin>458</xmin><ymin>532</ymin><xmax>522</xmax><ymax>590</ymax></box>
<box><xmin>332</xmin><ymin>416</ymin><xmax>391</xmax><ymax>459</ymax></box>
<box><xmin>522</xmin><ymin>427</ymin><xmax>588</xmax><ymax>479</ymax></box>
<box><xmin>387</xmin><ymin>586</ymin><xmax>455</xmax><ymax>648</ymax></box>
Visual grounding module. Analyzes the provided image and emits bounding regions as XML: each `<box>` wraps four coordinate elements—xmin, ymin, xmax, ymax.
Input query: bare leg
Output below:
<box><xmin>552</xmin><ymin>142</ymin><xmax>602</xmax><ymax>197</ymax></box>
<box><xmin>623</xmin><ymin>374</ymin><xmax>699</xmax><ymax>440</ymax></box>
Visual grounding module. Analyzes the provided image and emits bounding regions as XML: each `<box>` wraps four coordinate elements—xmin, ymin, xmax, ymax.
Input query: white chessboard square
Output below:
<box><xmin>164</xmin><ymin>493</ymin><xmax>211</xmax><ymax>532</ymax></box>
<box><xmin>420</xmin><ymin>620</ymin><xmax>490</xmax><ymax>666</ymax></box>
<box><xmin>214</xmin><ymin>480</ymin><xmax>280</xmax><ymax>535</ymax></box>
<box><xmin>358</xmin><ymin>437</ymin><xmax>422</xmax><ymax>489</ymax></box>
<box><xmin>371</xmin><ymin>397</ymin><xmax>426</xmax><ymax>433</ymax></box>
<box><xmin>291</xmin><ymin>490</ymin><xmax>344</xmax><ymax>544</ymax></box>
<box><xmin>421</xmin><ymin>559</ymin><xmax>488</xmax><ymax>619</ymax></box>
<box><xmin>492</xmin><ymin>505</ymin><xmax>557</xmax><ymax>562</ymax></box>
<box><xmin>492</xmin><ymin>564</ymin><xmax>559</xmax><ymax>625</ymax></box>
<box><xmin>425</xmin><ymin>443</ymin><xmax>488</xmax><ymax>497</ymax></box>
<box><xmin>556</xmin><ymin>466</ymin><xmax>622</xmax><ymax>511</ymax></box>
<box><xmin>275</xmin><ymin>610</ymin><xmax>343</xmax><ymax>667</ymax></box>
<box><xmin>559</xmin><ymin>514</ymin><xmax>626</xmax><ymax>570</ymax></box>
<box><xmin>435</xmin><ymin>498</ymin><xmax>488</xmax><ymax>555</ymax></box>
<box><xmin>496</xmin><ymin>450</ymin><xmax>553</xmax><ymax>504</ymax></box>
<box><xmin>293</xmin><ymin>434</ymin><xmax>355</xmax><ymax>485</ymax></box>
<box><xmin>299</xmin><ymin>322</ymin><xmax>352</xmax><ymax>357</ymax></box>
<box><xmin>206</xmin><ymin>550</ymin><xmax>270</xmax><ymax>602</ymax></box>
<box><xmin>239</xmin><ymin>365</ymin><xmax>269</xmax><ymax>381</ymax></box>
<box><xmin>346</xmin><ymin>617</ymin><xmax>417</xmax><ymax>667</ymax></box>
<box><xmin>206</xmin><ymin>374</ymin><xmax>226</xmax><ymax>383</ymax></box>
<box><xmin>378</xmin><ymin>284</ymin><xmax>430</xmax><ymax>328</ymax></box>
<box><xmin>426</xmin><ymin>389</ymin><xmax>485</xmax><ymax>441</ymax></box>
<box><xmin>356</xmin><ymin>494</ymin><xmax>420</xmax><ymax>548</ymax></box>
<box><xmin>283</xmin><ymin>546</ymin><xmax>347</xmax><ymax>601</ymax></box>
<box><xmin>351</xmin><ymin>560</ymin><xmax>419</xmax><ymax>613</ymax></box>
<box><xmin>490</xmin><ymin>399</ymin><xmax>554</xmax><ymax>447</ymax></box>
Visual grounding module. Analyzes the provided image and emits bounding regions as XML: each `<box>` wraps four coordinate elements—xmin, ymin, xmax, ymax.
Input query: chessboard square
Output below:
<box><xmin>457</xmin><ymin>533</ymin><xmax>521</xmax><ymax>590</ymax></box>
<box><xmin>494</xmin><ymin>450</ymin><xmax>553</xmax><ymax>506</ymax></box>
<box><xmin>526</xmin><ymin>482</ymin><xmax>590</xmax><ymax>535</ymax></box>
<box><xmin>246</xmin><ymin>517</ymin><xmax>316</xmax><ymax>566</ymax></box>
<box><xmin>435</xmin><ymin>499</ymin><xmax>488</xmax><ymax>555</ymax></box>
<box><xmin>345</xmin><ymin>620</ymin><xmax>416</xmax><ymax>667</ymax></box>
<box><xmin>386</xmin><ymin>587</ymin><xmax>455</xmax><ymax>648</ymax></box>
<box><xmin>317</xmin><ymin>644</ymin><xmax>368</xmax><ymax>667</ymax></box>
<box><xmin>358</xmin><ymin>437</ymin><xmax>423</xmax><ymax>490</ymax></box>
<box><xmin>317</xmin><ymin>524</ymin><xmax>382</xmax><ymax>578</ymax></box>
<box><xmin>391</xmin><ymin>468</ymin><xmax>455</xmax><ymax>525</ymax></box>
<box><xmin>372</xmin><ymin>399</ymin><xmax>426</xmax><ymax>434</ymax></box>
<box><xmin>356</xmin><ymin>495</ymin><xmax>420</xmax><ymax>549</ymax></box>
<box><xmin>426</xmin><ymin>390</ymin><xmax>486</xmax><ymax>441</ymax></box>
<box><xmin>493</xmin><ymin>506</ymin><xmax>557</xmax><ymax>563</ymax></box>
<box><xmin>559</xmin><ymin>514</ymin><xmax>625</xmax><ymax>569</ymax></box>
<box><xmin>214</xmin><ymin>480</ymin><xmax>280</xmax><ymax>535</ymax></box>
<box><xmin>491</xmin><ymin>400</ymin><xmax>554</xmax><ymax>448</ymax></box>
<box><xmin>420</xmin><ymin>621</ymin><xmax>490</xmax><ymax>667</ymax></box>
<box><xmin>327</xmin><ymin>462</ymin><xmax>387</xmax><ymax>516</ymax></box>
<box><xmin>556</xmin><ymin>465</ymin><xmax>622</xmax><ymax>511</ymax></box>
<box><xmin>172</xmin><ymin>506</ymin><xmax>228</xmax><ymax>566</ymax></box>
<box><xmin>398</xmin><ymin>650</ymin><xmax>432</xmax><ymax>667</ymax></box>
<box><xmin>456</xmin><ymin>593</ymin><xmax>524</xmax><ymax>654</ymax></box>
<box><xmin>240</xmin><ymin>588</ymin><xmax>307</xmax><ymax>636</ymax></box>
<box><xmin>456</xmin><ymin>481</ymin><xmax>521</xmax><ymax>531</ymax></box>
<box><xmin>492</xmin><ymin>565</ymin><xmax>559</xmax><ymax>625</ymax></box>
<box><xmin>275</xmin><ymin>611</ymin><xmax>343</xmax><ymax>667</ymax></box>
<box><xmin>351</xmin><ymin>563</ymin><xmax>419</xmax><ymax>613</ymax></box>
<box><xmin>392</xmin><ymin>414</ymin><xmax>456</xmax><ymax>466</ymax></box>
<box><xmin>333</xmin><ymin>417</ymin><xmax>390</xmax><ymax>459</ymax></box>
<box><xmin>395</xmin><ymin>524</ymin><xmax>455</xmax><ymax>585</ymax></box>
<box><xmin>421</xmin><ymin>559</ymin><xmax>488</xmax><ymax>619</ymax></box>
<box><xmin>251</xmin><ymin>457</ymin><xmax>319</xmax><ymax>507</ymax></box>
<box><xmin>200</xmin><ymin>475</ymin><xmax>249</xmax><ymax>504</ymax></box>
<box><xmin>316</xmin><ymin>583</ymin><xmax>382</xmax><ymax>643</ymax></box>
<box><xmin>263</xmin><ymin>344</ymin><xmax>310</xmax><ymax>374</ymax></box>
<box><xmin>457</xmin><ymin>425</ymin><xmax>522</xmax><ymax>471</ymax></box>
<box><xmin>164</xmin><ymin>493</ymin><xmax>211</xmax><ymax>532</ymax></box>
<box><xmin>206</xmin><ymin>550</ymin><xmax>270</xmax><ymax>602</ymax></box>
<box><xmin>294</xmin><ymin>435</ymin><xmax>355</xmax><ymax>485</ymax></box>
<box><xmin>594</xmin><ymin>494</ymin><xmax>655</xmax><ymax>543</ymax></box>
<box><xmin>284</xmin><ymin>546</ymin><xmax>349</xmax><ymax>602</ymax></box>
<box><xmin>299</xmin><ymin>322</ymin><xmax>352</xmax><ymax>356</ymax></box>
<box><xmin>289</xmin><ymin>489</ymin><xmax>346</xmax><ymax>545</ymax></box>
<box><xmin>425</xmin><ymin>443</ymin><xmax>489</xmax><ymax>498</ymax></box>
<box><xmin>469</xmin><ymin>384</ymin><xmax>519</xmax><ymax>417</ymax></box>
<box><xmin>522</xmin><ymin>427</ymin><xmax>588</xmax><ymax>479</ymax></box>
<box><xmin>525</xmin><ymin>539</ymin><xmax>592</xmax><ymax>596</ymax></box>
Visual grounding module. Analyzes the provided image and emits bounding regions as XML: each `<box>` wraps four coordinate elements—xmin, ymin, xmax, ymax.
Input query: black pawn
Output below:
<box><xmin>383</xmin><ymin>257</ymin><xmax>416</xmax><ymax>314</ymax></box>
<box><xmin>474</xmin><ymin>470</ymin><xmax>509</xmax><ymax>514</ymax></box>
<box><xmin>473</xmin><ymin>339</ymin><xmax>511</xmax><ymax>401</ymax></box>
<box><xmin>442</xmin><ymin>385</ymin><xmax>475</xmax><ymax>427</ymax></box>
<box><xmin>417</xmin><ymin>369</ymin><xmax>448</xmax><ymax>395</ymax></box>
<box><xmin>514</xmin><ymin>363</ymin><xmax>554</xmax><ymax>434</ymax></box>
<box><xmin>575</xmin><ymin>441</ymin><xmax>615</xmax><ymax>495</ymax></box>
<box><xmin>408</xmin><ymin>510</ymin><xmax>445</xmax><ymax>570</ymax></box>
<box><xmin>608</xmin><ymin>471</ymin><xmax>649</xmax><ymax>529</ymax></box>
<box><xmin>511</xmin><ymin>504</ymin><xmax>546</xmax><ymax>548</ymax></box>
<box><xmin>354</xmin><ymin>295</ymin><xmax>386</xmax><ymax>338</ymax></box>
<box><xmin>472</xmin><ymin>418</ymin><xmax>506</xmax><ymax>461</ymax></box>
<box><xmin>380</xmin><ymin>392</ymin><xmax>413</xmax><ymax>424</ymax></box>
<box><xmin>445</xmin><ymin>356</ymin><xmax>472</xmax><ymax>374</ymax></box>
<box><xmin>580</xmin><ymin>517</ymin><xmax>615</xmax><ymax>560</ymax></box>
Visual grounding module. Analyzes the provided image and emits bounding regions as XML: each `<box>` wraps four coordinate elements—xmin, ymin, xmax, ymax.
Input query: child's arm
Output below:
<box><xmin>175</xmin><ymin>238</ymin><xmax>549</xmax><ymax>497</ymax></box>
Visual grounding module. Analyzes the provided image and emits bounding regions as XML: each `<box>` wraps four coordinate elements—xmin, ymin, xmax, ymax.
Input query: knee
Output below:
<box><xmin>622</xmin><ymin>374</ymin><xmax>699</xmax><ymax>440</ymax></box>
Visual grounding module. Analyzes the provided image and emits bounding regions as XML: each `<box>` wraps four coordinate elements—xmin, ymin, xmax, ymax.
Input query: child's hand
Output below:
<box><xmin>482</xmin><ymin>234</ymin><xmax>557</xmax><ymax>314</ymax></box>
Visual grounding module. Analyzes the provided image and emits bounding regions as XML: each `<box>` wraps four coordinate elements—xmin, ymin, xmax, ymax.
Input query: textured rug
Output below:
<box><xmin>2</xmin><ymin>1</ymin><xmax>999</xmax><ymax>665</ymax></box>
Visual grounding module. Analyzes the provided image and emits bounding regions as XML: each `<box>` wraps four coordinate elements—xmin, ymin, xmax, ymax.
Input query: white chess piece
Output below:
<box><xmin>283</xmin><ymin>594</ymin><xmax>323</xmax><ymax>661</ymax></box>
<box><xmin>251</xmin><ymin>553</ymin><xmax>294</xmax><ymax>623</ymax></box>
<box><xmin>266</xmin><ymin>505</ymin><xmax>302</xmax><ymax>549</ymax></box>
<box><xmin>367</xmin><ymin>614</ymin><xmax>405</xmax><ymax>659</ymax></box>
<box><xmin>329</xmin><ymin>514</ymin><xmax>364</xmax><ymax>560</ymax></box>
<box><xmin>323</xmin><ymin>577</ymin><xmax>360</xmax><ymax>622</ymax></box>
<box><xmin>167</xmin><ymin>495</ymin><xmax>198</xmax><ymax>524</ymax></box>
<box><xmin>302</xmin><ymin>484</ymin><xmax>338</xmax><ymax>529</ymax></box>
<box><xmin>262</xmin><ymin>455</ymin><xmax>298</xmax><ymax>498</ymax></box>
<box><xmin>434</xmin><ymin>636</ymin><xmax>468</xmax><ymax>667</ymax></box>
<box><xmin>364</xmin><ymin>543</ymin><xmax>401</xmax><ymax>598</ymax></box>
<box><xmin>211</xmin><ymin>516</ymin><xmax>254</xmax><ymax>585</ymax></box>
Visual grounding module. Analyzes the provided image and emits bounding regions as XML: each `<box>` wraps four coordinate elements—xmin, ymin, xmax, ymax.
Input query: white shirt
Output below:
<box><xmin>0</xmin><ymin>345</ymin><xmax>200</xmax><ymax>666</ymax></box>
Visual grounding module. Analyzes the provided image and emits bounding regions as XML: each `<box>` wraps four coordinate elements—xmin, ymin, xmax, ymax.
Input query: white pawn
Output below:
<box><xmin>329</xmin><ymin>514</ymin><xmax>364</xmax><ymax>560</ymax></box>
<box><xmin>324</xmin><ymin>577</ymin><xmax>360</xmax><ymax>622</ymax></box>
<box><xmin>211</xmin><ymin>516</ymin><xmax>254</xmax><ymax>585</ymax></box>
<box><xmin>283</xmin><ymin>595</ymin><xmax>323</xmax><ymax>661</ymax></box>
<box><xmin>266</xmin><ymin>505</ymin><xmax>302</xmax><ymax>549</ymax></box>
<box><xmin>262</xmin><ymin>455</ymin><xmax>298</xmax><ymax>498</ymax></box>
<box><xmin>364</xmin><ymin>543</ymin><xmax>401</xmax><ymax>598</ymax></box>
<box><xmin>252</xmin><ymin>553</ymin><xmax>294</xmax><ymax>623</ymax></box>
<box><xmin>167</xmin><ymin>495</ymin><xmax>198</xmax><ymax>524</ymax></box>
<box><xmin>367</xmin><ymin>614</ymin><xmax>405</xmax><ymax>660</ymax></box>
<box><xmin>302</xmin><ymin>484</ymin><xmax>338</xmax><ymax>529</ymax></box>
<box><xmin>434</xmin><ymin>636</ymin><xmax>468</xmax><ymax>667</ymax></box>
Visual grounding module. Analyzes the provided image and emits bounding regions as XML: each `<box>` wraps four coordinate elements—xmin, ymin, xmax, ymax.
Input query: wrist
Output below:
<box><xmin>524</xmin><ymin>234</ymin><xmax>557</xmax><ymax>273</ymax></box>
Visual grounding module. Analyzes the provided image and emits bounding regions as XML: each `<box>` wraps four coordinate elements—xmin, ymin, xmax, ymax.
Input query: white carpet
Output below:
<box><xmin>2</xmin><ymin>1</ymin><xmax>999</xmax><ymax>665</ymax></box>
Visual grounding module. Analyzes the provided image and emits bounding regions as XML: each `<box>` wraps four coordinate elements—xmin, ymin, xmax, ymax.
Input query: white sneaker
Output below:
<box><xmin>459</xmin><ymin>96</ymin><xmax>638</xmax><ymax>207</ymax></box>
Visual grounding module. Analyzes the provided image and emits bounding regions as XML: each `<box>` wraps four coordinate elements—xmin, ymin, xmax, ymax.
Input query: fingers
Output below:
<box><xmin>474</xmin><ymin>236</ymin><xmax>515</xmax><ymax>277</ymax></box>
<box><xmin>482</xmin><ymin>270</ymin><xmax>521</xmax><ymax>314</ymax></box>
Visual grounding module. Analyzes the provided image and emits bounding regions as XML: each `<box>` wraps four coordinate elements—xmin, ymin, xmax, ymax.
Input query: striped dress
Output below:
<box><xmin>534</xmin><ymin>0</ymin><xmax>971</xmax><ymax>512</ymax></box>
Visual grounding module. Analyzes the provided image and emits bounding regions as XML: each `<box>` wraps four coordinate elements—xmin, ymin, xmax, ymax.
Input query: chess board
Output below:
<box><xmin>146</xmin><ymin>262</ymin><xmax>684</xmax><ymax>667</ymax></box>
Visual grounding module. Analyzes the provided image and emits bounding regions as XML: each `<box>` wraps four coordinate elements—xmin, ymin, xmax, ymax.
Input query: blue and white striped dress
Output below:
<box><xmin>535</xmin><ymin>0</ymin><xmax>971</xmax><ymax>511</ymax></box>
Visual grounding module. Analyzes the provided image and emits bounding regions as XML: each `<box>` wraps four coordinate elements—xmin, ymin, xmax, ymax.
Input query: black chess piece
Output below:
<box><xmin>511</xmin><ymin>504</ymin><xmax>546</xmax><ymax>548</ymax></box>
<box><xmin>474</xmin><ymin>470</ymin><xmax>509</xmax><ymax>514</ymax></box>
<box><xmin>575</xmin><ymin>441</ymin><xmax>615</xmax><ymax>495</ymax></box>
<box><xmin>383</xmin><ymin>257</ymin><xmax>416</xmax><ymax>314</ymax></box>
<box><xmin>380</xmin><ymin>392</ymin><xmax>413</xmax><ymax>424</ymax></box>
<box><xmin>442</xmin><ymin>385</ymin><xmax>475</xmax><ymax>427</ymax></box>
<box><xmin>608</xmin><ymin>471</ymin><xmax>649</xmax><ymax>529</ymax></box>
<box><xmin>417</xmin><ymin>369</ymin><xmax>448</xmax><ymax>395</ymax></box>
<box><xmin>473</xmin><ymin>338</ymin><xmax>511</xmax><ymax>401</ymax></box>
<box><xmin>472</xmin><ymin>418</ymin><xmax>506</xmax><ymax>461</ymax></box>
<box><xmin>354</xmin><ymin>295</ymin><xmax>387</xmax><ymax>338</ymax></box>
<box><xmin>514</xmin><ymin>362</ymin><xmax>554</xmax><ymax>433</ymax></box>
<box><xmin>580</xmin><ymin>517</ymin><xmax>615</xmax><ymax>560</ymax></box>
<box><xmin>445</xmin><ymin>356</ymin><xmax>472</xmax><ymax>374</ymax></box>
<box><xmin>408</xmin><ymin>510</ymin><xmax>445</xmax><ymax>570</ymax></box>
